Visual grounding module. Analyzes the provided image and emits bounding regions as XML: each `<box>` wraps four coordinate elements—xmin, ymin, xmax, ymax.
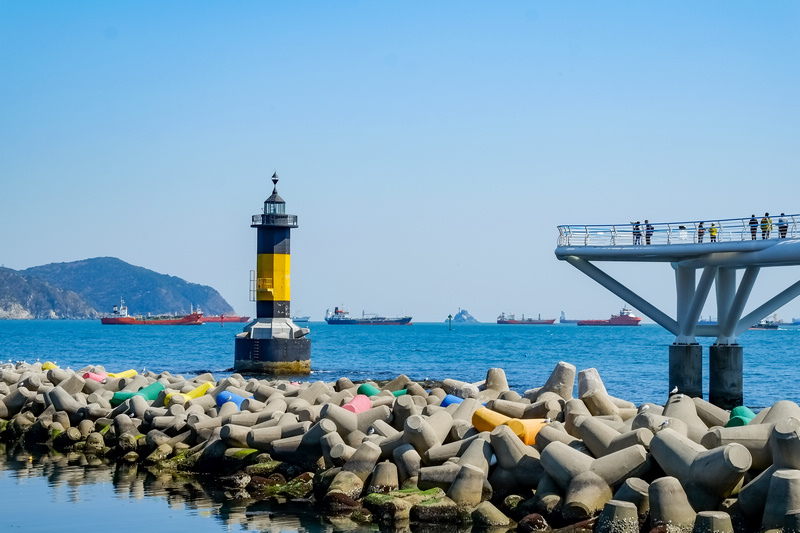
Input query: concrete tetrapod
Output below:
<box><xmin>648</xmin><ymin>476</ymin><xmax>697</xmax><ymax>533</ymax></box>
<box><xmin>760</xmin><ymin>469</ymin><xmax>800</xmax><ymax>532</ymax></box>
<box><xmin>649</xmin><ymin>427</ymin><xmax>751</xmax><ymax>511</ymax></box>
<box><xmin>735</xmin><ymin>416</ymin><xmax>800</xmax><ymax>522</ymax></box>
<box><xmin>701</xmin><ymin>400</ymin><xmax>800</xmax><ymax>472</ymax></box>
<box><xmin>596</xmin><ymin>499</ymin><xmax>640</xmax><ymax>533</ymax></box>
<box><xmin>692</xmin><ymin>511</ymin><xmax>734</xmax><ymax>533</ymax></box>
<box><xmin>540</xmin><ymin>440</ymin><xmax>649</xmax><ymax>521</ymax></box>
<box><xmin>574</xmin><ymin>415</ymin><xmax>653</xmax><ymax>457</ymax></box>
<box><xmin>447</xmin><ymin>463</ymin><xmax>486</xmax><ymax>506</ymax></box>
<box><xmin>489</xmin><ymin>425</ymin><xmax>544</xmax><ymax>492</ymax></box>
<box><xmin>612</xmin><ymin>477</ymin><xmax>650</xmax><ymax>527</ymax></box>
<box><xmin>525</xmin><ymin>361</ymin><xmax>576</xmax><ymax>402</ymax></box>
<box><xmin>661</xmin><ymin>394</ymin><xmax>711</xmax><ymax>444</ymax></box>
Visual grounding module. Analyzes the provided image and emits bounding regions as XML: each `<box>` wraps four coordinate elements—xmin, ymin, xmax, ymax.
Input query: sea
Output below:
<box><xmin>1</xmin><ymin>319</ymin><xmax>800</xmax><ymax>532</ymax></box>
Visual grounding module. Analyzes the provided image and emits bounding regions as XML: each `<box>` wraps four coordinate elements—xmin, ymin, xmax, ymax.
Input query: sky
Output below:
<box><xmin>1</xmin><ymin>2</ymin><xmax>799</xmax><ymax>324</ymax></box>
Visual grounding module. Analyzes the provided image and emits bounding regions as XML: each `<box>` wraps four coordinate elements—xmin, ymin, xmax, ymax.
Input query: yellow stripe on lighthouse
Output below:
<box><xmin>256</xmin><ymin>253</ymin><xmax>291</xmax><ymax>301</ymax></box>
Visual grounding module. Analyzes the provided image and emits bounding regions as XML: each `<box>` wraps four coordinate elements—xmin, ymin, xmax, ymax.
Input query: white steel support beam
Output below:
<box><xmin>675</xmin><ymin>266</ymin><xmax>695</xmax><ymax>341</ymax></box>
<box><xmin>718</xmin><ymin>266</ymin><xmax>760</xmax><ymax>343</ymax></box>
<box><xmin>715</xmin><ymin>268</ymin><xmax>737</xmax><ymax>344</ymax></box>
<box><xmin>676</xmin><ymin>265</ymin><xmax>717</xmax><ymax>343</ymax></box>
<box><xmin>566</xmin><ymin>256</ymin><xmax>680</xmax><ymax>335</ymax></box>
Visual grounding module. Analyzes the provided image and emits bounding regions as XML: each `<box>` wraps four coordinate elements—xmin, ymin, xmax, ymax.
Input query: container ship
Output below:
<box><xmin>577</xmin><ymin>306</ymin><xmax>641</xmax><ymax>326</ymax></box>
<box><xmin>201</xmin><ymin>314</ymin><xmax>250</xmax><ymax>323</ymax></box>
<box><xmin>325</xmin><ymin>307</ymin><xmax>412</xmax><ymax>325</ymax></box>
<box><xmin>497</xmin><ymin>313</ymin><xmax>555</xmax><ymax>325</ymax></box>
<box><xmin>100</xmin><ymin>300</ymin><xmax>204</xmax><ymax>325</ymax></box>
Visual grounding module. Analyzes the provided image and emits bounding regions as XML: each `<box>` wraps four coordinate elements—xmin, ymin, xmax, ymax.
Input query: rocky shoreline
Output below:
<box><xmin>1</xmin><ymin>360</ymin><xmax>800</xmax><ymax>532</ymax></box>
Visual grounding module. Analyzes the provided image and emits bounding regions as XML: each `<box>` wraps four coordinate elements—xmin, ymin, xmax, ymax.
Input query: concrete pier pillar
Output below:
<box><xmin>668</xmin><ymin>344</ymin><xmax>702</xmax><ymax>398</ymax></box>
<box><xmin>709</xmin><ymin>345</ymin><xmax>743</xmax><ymax>409</ymax></box>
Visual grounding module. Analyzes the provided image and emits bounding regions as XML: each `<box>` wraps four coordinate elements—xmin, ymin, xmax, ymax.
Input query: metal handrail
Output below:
<box><xmin>556</xmin><ymin>214</ymin><xmax>798</xmax><ymax>247</ymax></box>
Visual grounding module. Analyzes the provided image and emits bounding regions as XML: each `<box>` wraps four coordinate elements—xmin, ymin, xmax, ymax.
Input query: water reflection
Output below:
<box><xmin>0</xmin><ymin>443</ymin><xmax>374</xmax><ymax>532</ymax></box>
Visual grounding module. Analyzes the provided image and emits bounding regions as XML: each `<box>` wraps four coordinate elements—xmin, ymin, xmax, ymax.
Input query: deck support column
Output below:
<box><xmin>668</xmin><ymin>344</ymin><xmax>703</xmax><ymax>398</ymax></box>
<box><xmin>709</xmin><ymin>344</ymin><xmax>743</xmax><ymax>409</ymax></box>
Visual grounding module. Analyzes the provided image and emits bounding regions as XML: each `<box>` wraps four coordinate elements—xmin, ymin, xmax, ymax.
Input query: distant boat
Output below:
<box><xmin>202</xmin><ymin>314</ymin><xmax>250</xmax><ymax>323</ymax></box>
<box><xmin>577</xmin><ymin>306</ymin><xmax>641</xmax><ymax>326</ymax></box>
<box><xmin>292</xmin><ymin>315</ymin><xmax>311</xmax><ymax>323</ymax></box>
<box><xmin>559</xmin><ymin>311</ymin><xmax>579</xmax><ymax>324</ymax></box>
<box><xmin>751</xmin><ymin>315</ymin><xmax>780</xmax><ymax>330</ymax></box>
<box><xmin>325</xmin><ymin>307</ymin><xmax>412</xmax><ymax>325</ymax></box>
<box><xmin>497</xmin><ymin>313</ymin><xmax>555</xmax><ymax>325</ymax></box>
<box><xmin>750</xmin><ymin>321</ymin><xmax>779</xmax><ymax>330</ymax></box>
<box><xmin>101</xmin><ymin>299</ymin><xmax>204</xmax><ymax>325</ymax></box>
<box><xmin>697</xmin><ymin>315</ymin><xmax>717</xmax><ymax>326</ymax></box>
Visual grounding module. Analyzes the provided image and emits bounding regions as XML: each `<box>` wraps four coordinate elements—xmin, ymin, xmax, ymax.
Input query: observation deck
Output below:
<box><xmin>556</xmin><ymin>215</ymin><xmax>800</xmax><ymax>266</ymax></box>
<box><xmin>554</xmin><ymin>213</ymin><xmax>800</xmax><ymax>407</ymax></box>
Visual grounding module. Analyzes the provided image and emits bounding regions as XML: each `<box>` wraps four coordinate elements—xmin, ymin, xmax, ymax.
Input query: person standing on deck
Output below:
<box><xmin>749</xmin><ymin>214</ymin><xmax>758</xmax><ymax>240</ymax></box>
<box><xmin>710</xmin><ymin>223</ymin><xmax>718</xmax><ymax>242</ymax></box>
<box><xmin>632</xmin><ymin>222</ymin><xmax>642</xmax><ymax>245</ymax></box>
<box><xmin>697</xmin><ymin>222</ymin><xmax>705</xmax><ymax>243</ymax></box>
<box><xmin>645</xmin><ymin>220</ymin><xmax>654</xmax><ymax>245</ymax></box>
<box><xmin>761</xmin><ymin>213</ymin><xmax>772</xmax><ymax>239</ymax></box>
<box><xmin>779</xmin><ymin>213</ymin><xmax>789</xmax><ymax>238</ymax></box>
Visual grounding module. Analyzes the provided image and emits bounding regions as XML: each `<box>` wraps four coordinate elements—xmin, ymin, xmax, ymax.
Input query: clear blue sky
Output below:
<box><xmin>2</xmin><ymin>2</ymin><xmax>799</xmax><ymax>323</ymax></box>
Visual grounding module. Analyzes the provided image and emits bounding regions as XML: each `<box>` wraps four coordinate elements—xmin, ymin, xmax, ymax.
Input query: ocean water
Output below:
<box><xmin>1</xmin><ymin>319</ymin><xmax>800</xmax><ymax>531</ymax></box>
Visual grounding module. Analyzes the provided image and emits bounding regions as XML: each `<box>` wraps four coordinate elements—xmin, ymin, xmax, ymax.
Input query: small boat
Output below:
<box><xmin>750</xmin><ymin>314</ymin><xmax>783</xmax><ymax>329</ymax></box>
<box><xmin>497</xmin><ymin>313</ymin><xmax>555</xmax><ymax>325</ymax></box>
<box><xmin>577</xmin><ymin>306</ymin><xmax>641</xmax><ymax>326</ymax></box>
<box><xmin>559</xmin><ymin>311</ymin><xmax>579</xmax><ymax>324</ymax></box>
<box><xmin>101</xmin><ymin>299</ymin><xmax>204</xmax><ymax>325</ymax></box>
<box><xmin>202</xmin><ymin>314</ymin><xmax>251</xmax><ymax>323</ymax></box>
<box><xmin>292</xmin><ymin>315</ymin><xmax>311</xmax><ymax>323</ymax></box>
<box><xmin>697</xmin><ymin>315</ymin><xmax>717</xmax><ymax>326</ymax></box>
<box><xmin>750</xmin><ymin>321</ymin><xmax>779</xmax><ymax>330</ymax></box>
<box><xmin>325</xmin><ymin>307</ymin><xmax>412</xmax><ymax>325</ymax></box>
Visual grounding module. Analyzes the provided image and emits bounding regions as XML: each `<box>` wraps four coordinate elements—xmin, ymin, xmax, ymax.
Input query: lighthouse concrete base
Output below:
<box><xmin>234</xmin><ymin>336</ymin><xmax>311</xmax><ymax>374</ymax></box>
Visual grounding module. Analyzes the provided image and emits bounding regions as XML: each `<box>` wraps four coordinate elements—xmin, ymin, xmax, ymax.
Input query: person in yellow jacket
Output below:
<box><xmin>710</xmin><ymin>223</ymin><xmax>718</xmax><ymax>242</ymax></box>
<box><xmin>761</xmin><ymin>212</ymin><xmax>773</xmax><ymax>239</ymax></box>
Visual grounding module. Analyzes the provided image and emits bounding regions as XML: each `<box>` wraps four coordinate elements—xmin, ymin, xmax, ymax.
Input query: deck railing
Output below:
<box><xmin>557</xmin><ymin>215</ymin><xmax>798</xmax><ymax>247</ymax></box>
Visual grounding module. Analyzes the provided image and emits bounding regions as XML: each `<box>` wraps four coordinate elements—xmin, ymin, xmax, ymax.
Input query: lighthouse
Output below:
<box><xmin>234</xmin><ymin>172</ymin><xmax>310</xmax><ymax>374</ymax></box>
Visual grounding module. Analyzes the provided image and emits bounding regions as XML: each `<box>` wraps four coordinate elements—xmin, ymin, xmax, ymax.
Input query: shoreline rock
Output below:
<box><xmin>0</xmin><ymin>360</ymin><xmax>797</xmax><ymax>532</ymax></box>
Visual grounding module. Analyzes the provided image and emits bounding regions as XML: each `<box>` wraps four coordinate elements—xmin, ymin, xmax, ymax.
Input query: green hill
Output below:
<box><xmin>0</xmin><ymin>257</ymin><xmax>235</xmax><ymax>318</ymax></box>
<box><xmin>0</xmin><ymin>267</ymin><xmax>98</xmax><ymax>319</ymax></box>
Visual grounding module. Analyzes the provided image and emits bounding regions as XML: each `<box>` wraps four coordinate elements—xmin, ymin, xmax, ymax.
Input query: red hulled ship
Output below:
<box><xmin>100</xmin><ymin>299</ymin><xmax>205</xmax><ymax>325</ymax></box>
<box><xmin>497</xmin><ymin>313</ymin><xmax>556</xmax><ymax>325</ymax></box>
<box><xmin>577</xmin><ymin>306</ymin><xmax>641</xmax><ymax>326</ymax></box>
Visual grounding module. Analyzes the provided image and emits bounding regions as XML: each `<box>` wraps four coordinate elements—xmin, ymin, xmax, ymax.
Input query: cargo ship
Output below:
<box><xmin>100</xmin><ymin>299</ymin><xmax>204</xmax><ymax>325</ymax></box>
<box><xmin>577</xmin><ymin>306</ymin><xmax>641</xmax><ymax>326</ymax></box>
<box><xmin>201</xmin><ymin>314</ymin><xmax>250</xmax><ymax>323</ymax></box>
<box><xmin>497</xmin><ymin>313</ymin><xmax>555</xmax><ymax>325</ymax></box>
<box><xmin>325</xmin><ymin>307</ymin><xmax>412</xmax><ymax>325</ymax></box>
<box><xmin>292</xmin><ymin>315</ymin><xmax>311</xmax><ymax>323</ymax></box>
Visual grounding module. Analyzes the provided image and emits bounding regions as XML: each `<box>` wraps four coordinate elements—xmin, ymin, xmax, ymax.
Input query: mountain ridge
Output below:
<box><xmin>1</xmin><ymin>257</ymin><xmax>236</xmax><ymax>319</ymax></box>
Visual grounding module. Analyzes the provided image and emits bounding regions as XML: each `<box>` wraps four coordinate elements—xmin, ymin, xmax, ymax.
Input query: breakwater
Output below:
<box><xmin>2</xmin><ymin>360</ymin><xmax>800</xmax><ymax>532</ymax></box>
